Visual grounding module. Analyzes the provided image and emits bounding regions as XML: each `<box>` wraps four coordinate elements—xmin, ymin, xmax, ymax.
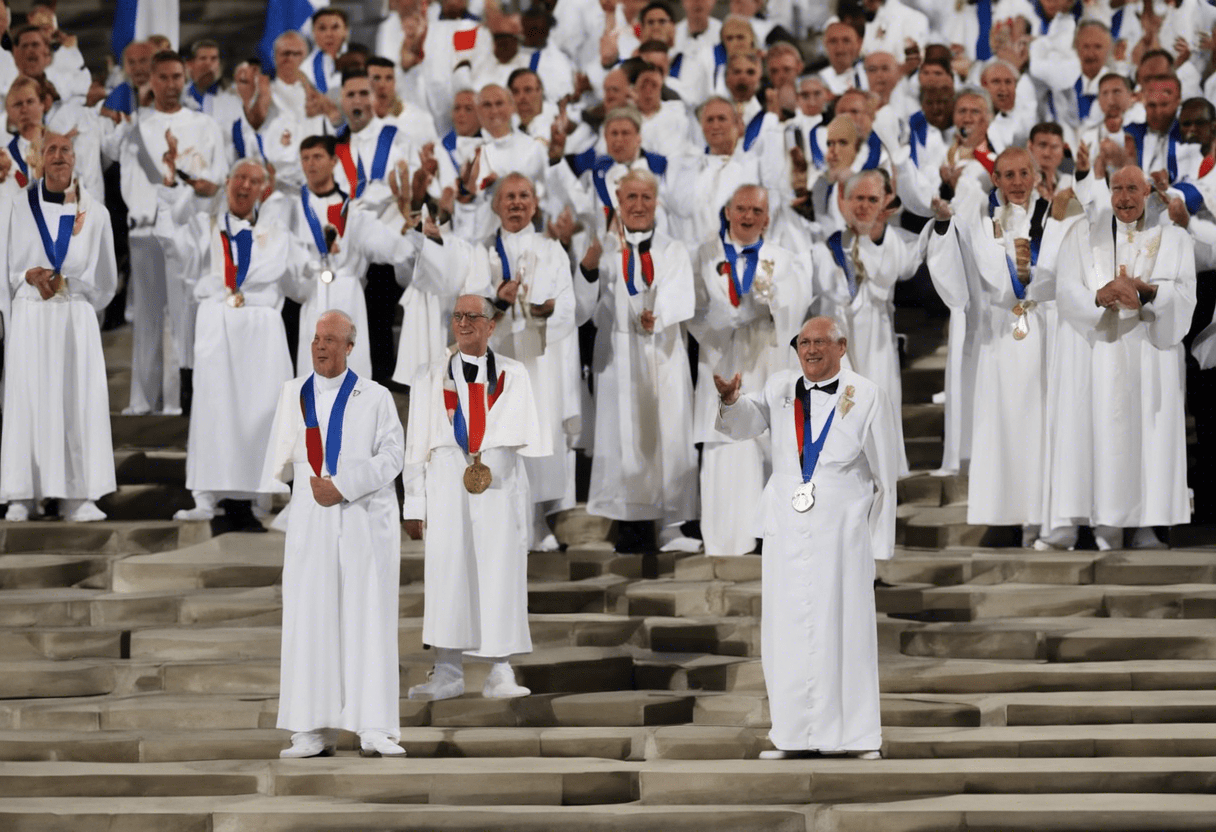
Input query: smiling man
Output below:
<box><xmin>689</xmin><ymin>184</ymin><xmax>812</xmax><ymax>556</ymax></box>
<box><xmin>713</xmin><ymin>315</ymin><xmax>897</xmax><ymax>760</ymax></box>
<box><xmin>403</xmin><ymin>293</ymin><xmax>551</xmax><ymax>702</ymax></box>
<box><xmin>262</xmin><ymin>310</ymin><xmax>406</xmax><ymax>759</ymax></box>
<box><xmin>1046</xmin><ymin>165</ymin><xmax>1196</xmax><ymax>551</ymax></box>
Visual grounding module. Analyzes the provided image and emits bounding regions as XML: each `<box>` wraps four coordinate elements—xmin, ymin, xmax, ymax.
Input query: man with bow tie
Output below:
<box><xmin>714</xmin><ymin>316</ymin><xmax>897</xmax><ymax>760</ymax></box>
<box><xmin>172</xmin><ymin>159</ymin><xmax>311</xmax><ymax>528</ymax></box>
<box><xmin>1</xmin><ymin>131</ymin><xmax>118</xmax><ymax>522</ymax></box>
<box><xmin>403</xmin><ymin>294</ymin><xmax>551</xmax><ymax>701</ymax></box>
<box><xmin>577</xmin><ymin>170</ymin><xmax>701</xmax><ymax>553</ymax></box>
<box><xmin>1045</xmin><ymin>165</ymin><xmax>1195</xmax><ymax>550</ymax></box>
<box><xmin>262</xmin><ymin>311</ymin><xmax>406</xmax><ymax>760</ymax></box>
<box><xmin>689</xmin><ymin>184</ymin><xmax>812</xmax><ymax>556</ymax></box>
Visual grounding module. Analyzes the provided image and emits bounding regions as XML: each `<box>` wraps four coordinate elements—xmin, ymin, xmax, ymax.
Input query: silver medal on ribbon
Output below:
<box><xmin>792</xmin><ymin>481</ymin><xmax>815</xmax><ymax>513</ymax></box>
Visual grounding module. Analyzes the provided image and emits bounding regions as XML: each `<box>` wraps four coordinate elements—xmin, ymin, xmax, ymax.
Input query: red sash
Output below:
<box><xmin>220</xmin><ymin>231</ymin><xmax>238</xmax><ymax>293</ymax></box>
<box><xmin>443</xmin><ymin>372</ymin><xmax>506</xmax><ymax>454</ymax></box>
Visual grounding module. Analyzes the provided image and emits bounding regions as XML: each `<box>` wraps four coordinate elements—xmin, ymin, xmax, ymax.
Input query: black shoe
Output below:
<box><xmin>614</xmin><ymin>520</ymin><xmax>656</xmax><ymax>553</ymax></box>
<box><xmin>179</xmin><ymin>369</ymin><xmax>193</xmax><ymax>417</ymax></box>
<box><xmin>211</xmin><ymin>499</ymin><xmax>266</xmax><ymax>535</ymax></box>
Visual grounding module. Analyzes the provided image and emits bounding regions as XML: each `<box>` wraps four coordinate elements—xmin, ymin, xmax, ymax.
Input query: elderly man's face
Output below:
<box><xmin>617</xmin><ymin>178</ymin><xmax>658</xmax><ymax>231</ymax></box>
<box><xmin>846</xmin><ymin>176</ymin><xmax>885</xmax><ymax>232</ymax></box>
<box><xmin>125</xmin><ymin>43</ymin><xmax>155</xmax><ymax>86</ymax></box>
<box><xmin>494</xmin><ymin>178</ymin><xmax>538</xmax><ymax>232</ymax></box>
<box><xmin>700</xmin><ymin>100</ymin><xmax>740</xmax><ymax>154</ymax></box>
<box><xmin>477</xmin><ymin>86</ymin><xmax>515</xmax><ymax>135</ymax></box>
<box><xmin>825</xmin><ymin>121</ymin><xmax>859</xmax><ymax>172</ymax></box>
<box><xmin>864</xmin><ymin>52</ymin><xmax>899</xmax><ymax>101</ymax></box>
<box><xmin>954</xmin><ymin>94</ymin><xmax>989</xmax><ymax>139</ymax></box>
<box><xmin>312</xmin><ymin>314</ymin><xmax>354</xmax><ymax>378</ymax></box>
<box><xmin>1110</xmin><ymin>167</ymin><xmax>1150</xmax><ymax>224</ymax></box>
<box><xmin>274</xmin><ymin>36</ymin><xmax>307</xmax><ymax>80</ymax></box>
<box><xmin>41</xmin><ymin>132</ymin><xmax>75</xmax><ymax>189</ymax></box>
<box><xmin>1076</xmin><ymin>25</ymin><xmax>1111</xmax><ymax>78</ymax></box>
<box><xmin>767</xmin><ymin>52</ymin><xmax>802</xmax><ymax>90</ymax></box>
<box><xmin>227</xmin><ymin>163</ymin><xmax>267</xmax><ymax>218</ymax></box>
<box><xmin>604</xmin><ymin>118</ymin><xmax>642</xmax><ymax>164</ymax></box>
<box><xmin>994</xmin><ymin>151</ymin><xmax>1036</xmax><ymax>206</ymax></box>
<box><xmin>452</xmin><ymin>91</ymin><xmax>480</xmax><ymax>136</ymax></box>
<box><xmin>727</xmin><ymin>187</ymin><xmax>769</xmax><ymax>244</ymax></box>
<box><xmin>451</xmin><ymin>295</ymin><xmax>496</xmax><ymax>355</ymax></box>
<box><xmin>796</xmin><ymin>318</ymin><xmax>847</xmax><ymax>382</ymax></box>
<box><xmin>603</xmin><ymin>70</ymin><xmax>631</xmax><ymax>110</ymax></box>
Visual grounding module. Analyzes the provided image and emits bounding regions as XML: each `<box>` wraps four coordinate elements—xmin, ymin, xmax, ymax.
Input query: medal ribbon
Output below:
<box><xmin>334</xmin><ymin>141</ymin><xmax>366</xmax><ymax>198</ymax></box>
<box><xmin>794</xmin><ymin>379</ymin><xmax>837</xmax><ymax>484</ymax></box>
<box><xmin>622</xmin><ymin>237</ymin><xmax>654</xmax><ymax>296</ymax></box>
<box><xmin>299</xmin><ymin>371</ymin><xmax>359</xmax><ymax>477</ymax></box>
<box><xmin>221</xmin><ymin>215</ymin><xmax>253</xmax><ymax>293</ymax></box>
<box><xmin>721</xmin><ymin>234</ymin><xmax>761</xmax><ymax>307</ymax></box>
<box><xmin>313</xmin><ymin>51</ymin><xmax>329</xmax><ymax>94</ymax></box>
<box><xmin>444</xmin><ymin>351</ymin><xmax>505</xmax><ymax>454</ymax></box>
<box><xmin>9</xmin><ymin>135</ymin><xmax>29</xmax><ymax>187</ymax></box>
<box><xmin>1074</xmin><ymin>76</ymin><xmax>1095</xmax><ymax>122</ymax></box>
<box><xmin>826</xmin><ymin>231</ymin><xmax>858</xmax><ymax>299</ymax></box>
<box><xmin>495</xmin><ymin>230</ymin><xmax>512</xmax><ymax>283</ymax></box>
<box><xmin>301</xmin><ymin>187</ymin><xmax>349</xmax><ymax>256</ymax></box>
<box><xmin>28</xmin><ymin>185</ymin><xmax>74</xmax><ymax>276</ymax></box>
<box><xmin>999</xmin><ymin>197</ymin><xmax>1048</xmax><ymax>300</ymax></box>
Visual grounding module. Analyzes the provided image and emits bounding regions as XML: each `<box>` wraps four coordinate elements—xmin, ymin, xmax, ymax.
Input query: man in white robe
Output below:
<box><xmin>404</xmin><ymin>294</ymin><xmax>551</xmax><ymax>701</ymax></box>
<box><xmin>262</xmin><ymin>311</ymin><xmax>406</xmax><ymax>759</ymax></box>
<box><xmin>1045</xmin><ymin>165</ymin><xmax>1195</xmax><ymax>549</ymax></box>
<box><xmin>577</xmin><ymin>170</ymin><xmax>700</xmax><ymax>553</ymax></box>
<box><xmin>689</xmin><ymin>184</ymin><xmax>813</xmax><ymax>556</ymax></box>
<box><xmin>173</xmin><ymin>159</ymin><xmax>311</xmax><ymax>525</ymax></box>
<box><xmin>948</xmin><ymin>148</ymin><xmax>1076</xmax><ymax>545</ymax></box>
<box><xmin>1</xmin><ymin>132</ymin><xmax>117</xmax><ymax>522</ymax></box>
<box><xmin>120</xmin><ymin>49</ymin><xmax>226</xmax><ymax>416</ymax></box>
<box><xmin>274</xmin><ymin>135</ymin><xmax>419</xmax><ymax>378</ymax></box>
<box><xmin>714</xmin><ymin>316</ymin><xmax>896</xmax><ymax>759</ymax></box>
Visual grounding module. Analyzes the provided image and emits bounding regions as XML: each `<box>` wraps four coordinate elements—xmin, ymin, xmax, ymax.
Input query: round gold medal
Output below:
<box><xmin>464</xmin><ymin>452</ymin><xmax>492</xmax><ymax>494</ymax></box>
<box><xmin>226</xmin><ymin>291</ymin><xmax>245</xmax><ymax>308</ymax></box>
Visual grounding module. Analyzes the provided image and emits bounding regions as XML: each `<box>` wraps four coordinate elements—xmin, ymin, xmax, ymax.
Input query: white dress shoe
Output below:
<box><xmin>359</xmin><ymin>731</ymin><xmax>406</xmax><ymax>757</ymax></box>
<box><xmin>758</xmin><ymin>749</ymin><xmax>813</xmax><ymax>760</ymax></box>
<box><xmin>659</xmin><ymin>535</ymin><xmax>704</xmax><ymax>553</ymax></box>
<box><xmin>4</xmin><ymin>501</ymin><xmax>33</xmax><ymax>522</ymax></box>
<box><xmin>533</xmin><ymin>533</ymin><xmax>561</xmax><ymax>552</ymax></box>
<box><xmin>121</xmin><ymin>406</ymin><xmax>151</xmax><ymax>416</ymax></box>
<box><xmin>483</xmin><ymin>664</ymin><xmax>530</xmax><ymax>698</ymax></box>
<box><xmin>279</xmin><ymin>731</ymin><xmax>330</xmax><ymax>759</ymax></box>
<box><xmin>408</xmin><ymin>669</ymin><xmax>465</xmax><ymax>701</ymax></box>
<box><xmin>174</xmin><ymin>506</ymin><xmax>215</xmax><ymax>521</ymax></box>
<box><xmin>63</xmin><ymin>500</ymin><xmax>106</xmax><ymax>523</ymax></box>
<box><xmin>851</xmin><ymin>750</ymin><xmax>882</xmax><ymax>760</ymax></box>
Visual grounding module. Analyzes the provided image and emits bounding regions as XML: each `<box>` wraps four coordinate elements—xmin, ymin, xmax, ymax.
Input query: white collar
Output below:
<box><xmin>803</xmin><ymin>370</ymin><xmax>842</xmax><ymax>389</ymax></box>
<box><xmin>314</xmin><ymin>367</ymin><xmax>350</xmax><ymax>392</ymax></box>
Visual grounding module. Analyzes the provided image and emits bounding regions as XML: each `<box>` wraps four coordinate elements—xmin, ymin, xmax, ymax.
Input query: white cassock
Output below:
<box><xmin>812</xmin><ymin>224</ymin><xmax>939</xmax><ymax>477</ymax></box>
<box><xmin>1</xmin><ymin>182</ymin><xmax>117</xmax><ymax>502</ymax></box>
<box><xmin>577</xmin><ymin>229</ymin><xmax>698</xmax><ymax>523</ymax></box>
<box><xmin>262</xmin><ymin>369</ymin><xmax>405</xmax><ymax>738</ymax></box>
<box><xmin>1046</xmin><ymin>210</ymin><xmax>1196</xmax><ymax>530</ymax></box>
<box><xmin>334</xmin><ymin>118</ymin><xmax>423</xmax><ymax>218</ymax></box>
<box><xmin>283</xmin><ymin>187</ymin><xmax>418</xmax><ymax>377</ymax></box>
<box><xmin>185</xmin><ymin>212</ymin><xmax>309</xmax><ymax>495</ymax></box>
<box><xmin>483</xmin><ymin>228</ymin><xmax>581</xmax><ymax>509</ymax></box>
<box><xmin>403</xmin><ymin>351</ymin><xmax>552</xmax><ymax>657</ymax></box>
<box><xmin>717</xmin><ymin>367</ymin><xmax>896</xmax><ymax>753</ymax></box>
<box><xmin>955</xmin><ymin>194</ymin><xmax>1071</xmax><ymax>524</ymax></box>
<box><xmin>919</xmin><ymin>218</ymin><xmax>971</xmax><ymax>473</ymax></box>
<box><xmin>689</xmin><ymin>235</ymin><xmax>814</xmax><ymax>555</ymax></box>
<box><xmin>666</xmin><ymin>145</ymin><xmax>764</xmax><ymax>247</ymax></box>
<box><xmin>449</xmin><ymin>131</ymin><xmax>549</xmax><ymax>242</ymax></box>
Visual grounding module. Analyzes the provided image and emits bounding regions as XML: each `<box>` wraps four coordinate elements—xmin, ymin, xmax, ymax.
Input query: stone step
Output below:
<box><xmin>900</xmin><ymin>506</ymin><xmax>988</xmax><ymax>549</ymax></box>
<box><xmin>0</xmin><ymin>796</ymin><xmax>816</xmax><ymax>832</ymax></box>
<box><xmin>884</xmin><ymin>656</ymin><xmax>1216</xmax><ymax>695</ymax></box>
<box><xmin>0</xmin><ymin>521</ymin><xmax>209</xmax><ymax>555</ymax></box>
<box><xmin>644</xmin><ymin>616</ymin><xmax>761</xmax><ymax>656</ymax></box>
<box><xmin>689</xmin><ymin>693</ymin><xmax>981</xmax><ymax>729</ymax></box>
<box><xmin>109</xmin><ymin>415</ymin><xmax>189</xmax><ymax>451</ymax></box>
<box><xmin>1094</xmin><ymin>551</ymin><xmax>1216</xmax><ymax>585</ymax></box>
<box><xmin>822</xmin><ymin>793</ymin><xmax>1216</xmax><ymax>832</ymax></box>
<box><xmin>0</xmin><ymin>661</ymin><xmax>118</xmax><ymax>700</ymax></box>
<box><xmin>905</xmin><ymin>436</ymin><xmax>945</xmax><ymax>471</ymax></box>
<box><xmin>980</xmin><ymin>690</ymin><xmax>1216</xmax><ymax>726</ymax></box>
<box><xmin>912</xmin><ymin>583</ymin><xmax>1110</xmax><ymax>621</ymax></box>
<box><xmin>0</xmin><ymin>627</ymin><xmax>125</xmax><ymax>661</ymax></box>
<box><xmin>0</xmin><ymin>554</ymin><xmax>110</xmax><ymax>590</ymax></box>
<box><xmin>112</xmin><ymin>450</ymin><xmax>187</xmax><ymax>486</ymax></box>
<box><xmin>901</xmin><ymin>617</ymin><xmax>1216</xmax><ymax>661</ymax></box>
<box><xmin>900</xmin><ymin>403</ymin><xmax>944</xmax><ymax>439</ymax></box>
<box><xmin>883</xmin><ymin>723</ymin><xmax>1216</xmax><ymax>758</ymax></box>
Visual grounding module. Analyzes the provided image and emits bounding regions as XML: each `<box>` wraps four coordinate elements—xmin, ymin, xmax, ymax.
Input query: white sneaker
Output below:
<box><xmin>851</xmin><ymin>750</ymin><xmax>882</xmax><ymax>760</ymax></box>
<box><xmin>659</xmin><ymin>535</ymin><xmax>703</xmax><ymax>553</ymax></box>
<box><xmin>5</xmin><ymin>501</ymin><xmax>34</xmax><ymax>522</ymax></box>
<box><xmin>279</xmin><ymin>730</ymin><xmax>329</xmax><ymax>759</ymax></box>
<box><xmin>1130</xmin><ymin>527</ymin><xmax>1167</xmax><ymax>549</ymax></box>
<box><xmin>63</xmin><ymin>500</ymin><xmax>106</xmax><ymax>523</ymax></box>
<box><xmin>931</xmin><ymin>391</ymin><xmax>946</xmax><ymax>404</ymax></box>
<box><xmin>174</xmin><ymin>506</ymin><xmax>215</xmax><ymax>521</ymax></box>
<box><xmin>408</xmin><ymin>668</ymin><xmax>465</xmax><ymax>701</ymax></box>
<box><xmin>533</xmin><ymin>533</ymin><xmax>561</xmax><ymax>552</ymax></box>
<box><xmin>121</xmin><ymin>406</ymin><xmax>151</xmax><ymax>416</ymax></box>
<box><xmin>759</xmin><ymin>749</ymin><xmax>813</xmax><ymax>760</ymax></box>
<box><xmin>359</xmin><ymin>730</ymin><xmax>406</xmax><ymax>757</ymax></box>
<box><xmin>482</xmin><ymin>663</ymin><xmax>530</xmax><ymax>698</ymax></box>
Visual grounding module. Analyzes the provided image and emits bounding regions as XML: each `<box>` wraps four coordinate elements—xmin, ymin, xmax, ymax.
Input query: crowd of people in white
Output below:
<box><xmin>0</xmin><ymin>0</ymin><xmax>1214</xmax><ymax>763</ymax></box>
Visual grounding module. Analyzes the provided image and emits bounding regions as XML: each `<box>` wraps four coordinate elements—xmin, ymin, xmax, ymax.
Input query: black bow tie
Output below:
<box><xmin>811</xmin><ymin>380</ymin><xmax>839</xmax><ymax>394</ymax></box>
<box><xmin>461</xmin><ymin>359</ymin><xmax>479</xmax><ymax>383</ymax></box>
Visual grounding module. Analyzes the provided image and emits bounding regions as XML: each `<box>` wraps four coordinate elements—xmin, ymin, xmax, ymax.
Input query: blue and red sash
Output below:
<box><xmin>220</xmin><ymin>215</ymin><xmax>253</xmax><ymax>293</ymax></box>
<box><xmin>300</xmin><ymin>371</ymin><xmax>359</xmax><ymax>477</ymax></box>
<box><xmin>444</xmin><ymin>351</ymin><xmax>505</xmax><ymax>454</ymax></box>
<box><xmin>794</xmin><ymin>378</ymin><xmax>836</xmax><ymax>482</ymax></box>
<box><xmin>622</xmin><ymin>236</ymin><xmax>655</xmax><ymax>296</ymax></box>
<box><xmin>9</xmin><ymin>135</ymin><xmax>29</xmax><ymax>188</ymax></box>
<box><xmin>301</xmin><ymin>186</ymin><xmax>349</xmax><ymax>255</ymax></box>
<box><xmin>29</xmin><ymin>184</ymin><xmax>75</xmax><ymax>275</ymax></box>
<box><xmin>721</xmin><ymin>234</ymin><xmax>761</xmax><ymax>307</ymax></box>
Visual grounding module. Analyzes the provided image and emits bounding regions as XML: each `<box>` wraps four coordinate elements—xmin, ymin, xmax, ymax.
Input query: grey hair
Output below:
<box><xmin>980</xmin><ymin>58</ymin><xmax>1020</xmax><ymax>83</ymax></box>
<box><xmin>490</xmin><ymin>171</ymin><xmax>537</xmax><ymax>210</ymax></box>
<box><xmin>843</xmin><ymin>169</ymin><xmax>885</xmax><ymax>200</ymax></box>
<box><xmin>475</xmin><ymin>83</ymin><xmax>510</xmax><ymax>106</ymax></box>
<box><xmin>604</xmin><ymin>105</ymin><xmax>643</xmax><ymax>131</ymax></box>
<box><xmin>455</xmin><ymin>294</ymin><xmax>496</xmax><ymax>318</ymax></box>
<box><xmin>273</xmin><ymin>30</ymin><xmax>308</xmax><ymax>54</ymax></box>
<box><xmin>727</xmin><ymin>183</ymin><xmax>768</xmax><ymax>209</ymax></box>
<box><xmin>318</xmin><ymin>309</ymin><xmax>357</xmax><ymax>345</ymax></box>
<box><xmin>616</xmin><ymin>168</ymin><xmax>659</xmax><ymax>197</ymax></box>
<box><xmin>1075</xmin><ymin>19</ymin><xmax>1112</xmax><ymax>41</ymax></box>
<box><xmin>955</xmin><ymin>85</ymin><xmax>994</xmax><ymax>118</ymax></box>
<box><xmin>804</xmin><ymin>315</ymin><xmax>845</xmax><ymax>343</ymax></box>
<box><xmin>229</xmin><ymin>157</ymin><xmax>268</xmax><ymax>181</ymax></box>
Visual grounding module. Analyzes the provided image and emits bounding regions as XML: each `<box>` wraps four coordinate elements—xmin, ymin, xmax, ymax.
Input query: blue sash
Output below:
<box><xmin>28</xmin><ymin>185</ymin><xmax>75</xmax><ymax>275</ymax></box>
<box><xmin>908</xmin><ymin>111</ymin><xmax>928</xmax><ymax>167</ymax></box>
<box><xmin>300</xmin><ymin>186</ymin><xmax>348</xmax><ymax>256</ymax></box>
<box><xmin>441</xmin><ymin>129</ymin><xmax>461</xmax><ymax>174</ymax></box>
<box><xmin>232</xmin><ymin>119</ymin><xmax>265</xmax><ymax>160</ymax></box>
<box><xmin>993</xmin><ymin>196</ymin><xmax>1049</xmax><ymax>299</ymax></box>
<box><xmin>1110</xmin><ymin>8</ymin><xmax>1123</xmax><ymax>39</ymax></box>
<box><xmin>1075</xmin><ymin>76</ymin><xmax>1095</xmax><ymax>121</ymax></box>
<box><xmin>313</xmin><ymin>51</ymin><xmax>329</xmax><ymax>94</ymax></box>
<box><xmin>103</xmin><ymin>82</ymin><xmax>134</xmax><ymax>115</ymax></box>
<box><xmin>301</xmin><ymin>371</ymin><xmax>359</xmax><ymax>477</ymax></box>
<box><xmin>669</xmin><ymin>53</ymin><xmax>683</xmax><ymax>77</ymax></box>
<box><xmin>743</xmin><ymin>110</ymin><xmax>766</xmax><ymax>152</ymax></box>
<box><xmin>368</xmin><ymin>125</ymin><xmax>398</xmax><ymax>181</ymax></box>
<box><xmin>862</xmin><ymin>132</ymin><xmax>882</xmax><ymax>170</ymax></box>
<box><xmin>495</xmin><ymin>229</ymin><xmax>512</xmax><ymax>282</ymax></box>
<box><xmin>795</xmin><ymin>378</ymin><xmax>836</xmax><ymax>483</ymax></box>
<box><xmin>187</xmin><ymin>81</ymin><xmax>219</xmax><ymax>109</ymax></box>
<box><xmin>976</xmin><ymin>0</ymin><xmax>993</xmax><ymax>60</ymax></box>
<box><xmin>8</xmin><ymin>134</ymin><xmax>28</xmax><ymax>179</ymax></box>
<box><xmin>721</xmin><ymin>233</ymin><xmax>761</xmax><ymax>299</ymax></box>
<box><xmin>808</xmin><ymin>124</ymin><xmax>824</xmax><ymax>168</ymax></box>
<box><xmin>1175</xmin><ymin>180</ymin><xmax>1205</xmax><ymax>214</ymax></box>
<box><xmin>1125</xmin><ymin>122</ymin><xmax>1179</xmax><ymax>183</ymax></box>
<box><xmin>826</xmin><ymin>230</ymin><xmax>858</xmax><ymax>299</ymax></box>
<box><xmin>529</xmin><ymin>50</ymin><xmax>541</xmax><ymax>72</ymax></box>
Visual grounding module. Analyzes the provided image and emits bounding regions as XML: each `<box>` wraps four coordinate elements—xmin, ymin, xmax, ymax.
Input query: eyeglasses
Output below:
<box><xmin>797</xmin><ymin>338</ymin><xmax>836</xmax><ymax>349</ymax></box>
<box><xmin>451</xmin><ymin>312</ymin><xmax>489</xmax><ymax>323</ymax></box>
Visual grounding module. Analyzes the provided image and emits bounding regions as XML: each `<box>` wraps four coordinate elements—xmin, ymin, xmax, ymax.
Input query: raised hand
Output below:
<box><xmin>163</xmin><ymin>129</ymin><xmax>179</xmax><ymax>186</ymax></box>
<box><xmin>713</xmin><ymin>372</ymin><xmax>743</xmax><ymax>405</ymax></box>
<box><xmin>581</xmin><ymin>237</ymin><xmax>603</xmax><ymax>271</ymax></box>
<box><xmin>1168</xmin><ymin>195</ymin><xmax>1190</xmax><ymax>228</ymax></box>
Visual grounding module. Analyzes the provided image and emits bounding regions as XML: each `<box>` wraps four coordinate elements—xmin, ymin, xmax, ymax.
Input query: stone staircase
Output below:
<box><xmin>2</xmin><ymin>314</ymin><xmax>1216</xmax><ymax>831</ymax></box>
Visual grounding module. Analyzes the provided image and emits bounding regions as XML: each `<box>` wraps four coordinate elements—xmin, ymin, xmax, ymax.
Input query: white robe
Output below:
<box><xmin>578</xmin><ymin>230</ymin><xmax>698</xmax><ymax>523</ymax></box>
<box><xmin>282</xmin><ymin>188</ymin><xmax>418</xmax><ymax>378</ymax></box>
<box><xmin>1</xmin><ymin>182</ymin><xmax>117</xmax><ymax>502</ymax></box>
<box><xmin>185</xmin><ymin>212</ymin><xmax>309</xmax><ymax>494</ymax></box>
<box><xmin>262</xmin><ymin>370</ymin><xmax>404</xmax><ymax>736</ymax></box>
<box><xmin>403</xmin><ymin>351</ymin><xmax>551</xmax><ymax>657</ymax></box>
<box><xmin>1046</xmin><ymin>211</ymin><xmax>1196</xmax><ymax>529</ymax></box>
<box><xmin>956</xmin><ymin>196</ymin><xmax>1072</xmax><ymax>524</ymax></box>
<box><xmin>717</xmin><ymin>368</ymin><xmax>896</xmax><ymax>753</ymax></box>
<box><xmin>689</xmin><ymin>235</ymin><xmax>814</xmax><ymax>555</ymax></box>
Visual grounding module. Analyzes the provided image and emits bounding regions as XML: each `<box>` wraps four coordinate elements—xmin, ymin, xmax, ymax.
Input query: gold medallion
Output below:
<box><xmin>226</xmin><ymin>290</ymin><xmax>245</xmax><ymax>308</ymax></box>
<box><xmin>463</xmin><ymin>452</ymin><xmax>492</xmax><ymax>494</ymax></box>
